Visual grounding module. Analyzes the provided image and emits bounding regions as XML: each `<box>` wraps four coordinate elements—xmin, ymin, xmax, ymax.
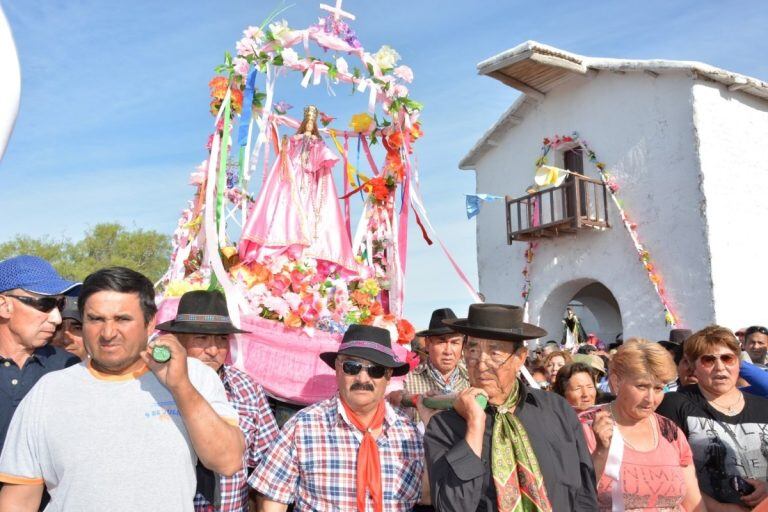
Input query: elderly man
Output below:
<box><xmin>744</xmin><ymin>326</ymin><xmax>768</xmax><ymax>367</ymax></box>
<box><xmin>389</xmin><ymin>308</ymin><xmax>469</xmax><ymax>421</ymax></box>
<box><xmin>0</xmin><ymin>255</ymin><xmax>80</xmax><ymax>455</ymax></box>
<box><xmin>156</xmin><ymin>290</ymin><xmax>279</xmax><ymax>512</ymax></box>
<box><xmin>251</xmin><ymin>324</ymin><xmax>424</xmax><ymax>511</ymax></box>
<box><xmin>0</xmin><ymin>267</ymin><xmax>244</xmax><ymax>511</ymax></box>
<box><xmin>50</xmin><ymin>296</ymin><xmax>87</xmax><ymax>361</ymax></box>
<box><xmin>424</xmin><ymin>303</ymin><xmax>598</xmax><ymax>511</ymax></box>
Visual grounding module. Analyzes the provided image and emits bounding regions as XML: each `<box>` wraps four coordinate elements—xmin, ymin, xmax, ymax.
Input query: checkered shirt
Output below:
<box><xmin>194</xmin><ymin>365</ymin><xmax>280</xmax><ymax>512</ymax></box>
<box><xmin>403</xmin><ymin>362</ymin><xmax>469</xmax><ymax>421</ymax></box>
<box><xmin>249</xmin><ymin>396</ymin><xmax>424</xmax><ymax>511</ymax></box>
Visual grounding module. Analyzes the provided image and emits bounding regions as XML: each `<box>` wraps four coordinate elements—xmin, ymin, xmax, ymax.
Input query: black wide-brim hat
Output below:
<box><xmin>416</xmin><ymin>307</ymin><xmax>458</xmax><ymax>337</ymax></box>
<box><xmin>155</xmin><ymin>290</ymin><xmax>249</xmax><ymax>335</ymax></box>
<box><xmin>443</xmin><ymin>303</ymin><xmax>547</xmax><ymax>341</ymax></box>
<box><xmin>320</xmin><ymin>324</ymin><xmax>410</xmax><ymax>377</ymax></box>
<box><xmin>659</xmin><ymin>328</ymin><xmax>693</xmax><ymax>350</ymax></box>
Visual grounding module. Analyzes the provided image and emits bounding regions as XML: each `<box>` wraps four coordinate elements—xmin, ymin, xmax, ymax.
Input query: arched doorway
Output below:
<box><xmin>537</xmin><ymin>279</ymin><xmax>622</xmax><ymax>347</ymax></box>
<box><xmin>567</xmin><ymin>282</ymin><xmax>622</xmax><ymax>346</ymax></box>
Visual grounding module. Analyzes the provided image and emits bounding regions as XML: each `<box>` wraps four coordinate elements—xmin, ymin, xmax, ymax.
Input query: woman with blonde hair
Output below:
<box><xmin>658</xmin><ymin>325</ymin><xmax>768</xmax><ymax>510</ymax></box>
<box><xmin>580</xmin><ymin>338</ymin><xmax>704</xmax><ymax>511</ymax></box>
<box><xmin>542</xmin><ymin>349</ymin><xmax>572</xmax><ymax>387</ymax></box>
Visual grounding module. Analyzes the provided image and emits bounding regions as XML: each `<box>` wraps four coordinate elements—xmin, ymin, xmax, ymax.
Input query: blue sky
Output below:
<box><xmin>1</xmin><ymin>0</ymin><xmax>767</xmax><ymax>327</ymax></box>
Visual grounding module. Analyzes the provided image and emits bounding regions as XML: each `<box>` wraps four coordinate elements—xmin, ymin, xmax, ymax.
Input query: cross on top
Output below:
<box><xmin>320</xmin><ymin>0</ymin><xmax>356</xmax><ymax>21</ymax></box>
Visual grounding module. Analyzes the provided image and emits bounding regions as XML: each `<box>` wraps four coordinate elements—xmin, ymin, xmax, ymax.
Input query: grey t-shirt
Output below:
<box><xmin>0</xmin><ymin>358</ymin><xmax>238</xmax><ymax>511</ymax></box>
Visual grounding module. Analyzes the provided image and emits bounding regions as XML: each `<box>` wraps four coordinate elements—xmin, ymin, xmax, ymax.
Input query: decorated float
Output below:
<box><xmin>155</xmin><ymin>2</ymin><xmax>479</xmax><ymax>404</ymax></box>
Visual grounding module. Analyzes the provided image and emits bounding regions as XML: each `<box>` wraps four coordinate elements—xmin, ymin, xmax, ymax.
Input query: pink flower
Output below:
<box><xmin>263</xmin><ymin>296</ymin><xmax>289</xmax><ymax>317</ymax></box>
<box><xmin>242</xmin><ymin>26</ymin><xmax>264</xmax><ymax>41</ymax></box>
<box><xmin>393</xmin><ymin>65</ymin><xmax>414</xmax><ymax>83</ymax></box>
<box><xmin>236</xmin><ymin>37</ymin><xmax>257</xmax><ymax>57</ymax></box>
<box><xmin>233</xmin><ymin>57</ymin><xmax>250</xmax><ymax>78</ymax></box>
<box><xmin>281</xmin><ymin>48</ymin><xmax>301</xmax><ymax>67</ymax></box>
<box><xmin>283</xmin><ymin>292</ymin><xmax>302</xmax><ymax>311</ymax></box>
<box><xmin>268</xmin><ymin>274</ymin><xmax>291</xmax><ymax>296</ymax></box>
<box><xmin>392</xmin><ymin>84</ymin><xmax>409</xmax><ymax>98</ymax></box>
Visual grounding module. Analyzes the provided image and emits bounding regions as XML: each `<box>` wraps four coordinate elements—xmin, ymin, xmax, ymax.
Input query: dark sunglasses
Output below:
<box><xmin>698</xmin><ymin>353</ymin><xmax>738</xmax><ymax>368</ymax></box>
<box><xmin>3</xmin><ymin>294</ymin><xmax>66</xmax><ymax>313</ymax></box>
<box><xmin>341</xmin><ymin>360</ymin><xmax>388</xmax><ymax>379</ymax></box>
<box><xmin>745</xmin><ymin>326</ymin><xmax>768</xmax><ymax>337</ymax></box>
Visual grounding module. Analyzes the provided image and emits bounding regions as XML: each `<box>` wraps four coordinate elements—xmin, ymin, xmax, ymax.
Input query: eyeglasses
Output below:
<box><xmin>745</xmin><ymin>326</ymin><xmax>768</xmax><ymax>337</ymax></box>
<box><xmin>3</xmin><ymin>294</ymin><xmax>66</xmax><ymax>313</ymax></box>
<box><xmin>340</xmin><ymin>360</ymin><xmax>388</xmax><ymax>379</ymax></box>
<box><xmin>698</xmin><ymin>353</ymin><xmax>738</xmax><ymax>368</ymax></box>
<box><xmin>465</xmin><ymin>341</ymin><xmax>516</xmax><ymax>369</ymax></box>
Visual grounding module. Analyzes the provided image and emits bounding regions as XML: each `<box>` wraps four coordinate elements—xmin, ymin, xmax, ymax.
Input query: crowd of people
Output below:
<box><xmin>0</xmin><ymin>254</ymin><xmax>767</xmax><ymax>511</ymax></box>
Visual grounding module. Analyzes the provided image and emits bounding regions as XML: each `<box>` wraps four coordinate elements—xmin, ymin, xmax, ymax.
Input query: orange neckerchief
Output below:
<box><xmin>340</xmin><ymin>398</ymin><xmax>387</xmax><ymax>512</ymax></box>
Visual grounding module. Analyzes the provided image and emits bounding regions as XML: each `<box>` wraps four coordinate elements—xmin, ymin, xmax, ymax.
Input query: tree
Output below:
<box><xmin>0</xmin><ymin>223</ymin><xmax>171</xmax><ymax>283</ymax></box>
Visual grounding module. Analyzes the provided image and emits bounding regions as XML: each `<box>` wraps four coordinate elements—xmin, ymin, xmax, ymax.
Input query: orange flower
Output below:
<box><xmin>397</xmin><ymin>318</ymin><xmax>415</xmax><ymax>345</ymax></box>
<box><xmin>209</xmin><ymin>76</ymin><xmax>228</xmax><ymax>100</ymax></box>
<box><xmin>369</xmin><ymin>301</ymin><xmax>384</xmax><ymax>317</ymax></box>
<box><xmin>230</xmin><ymin>88</ymin><xmax>244</xmax><ymax>114</ymax></box>
<box><xmin>385</xmin><ymin>152</ymin><xmax>405</xmax><ymax>181</ymax></box>
<box><xmin>350</xmin><ymin>290</ymin><xmax>373</xmax><ymax>308</ymax></box>
<box><xmin>409</xmin><ymin>122</ymin><xmax>423</xmax><ymax>141</ymax></box>
<box><xmin>284</xmin><ymin>312</ymin><xmax>303</xmax><ymax>328</ymax></box>
<box><xmin>363</xmin><ymin>176</ymin><xmax>390</xmax><ymax>203</ymax></box>
<box><xmin>386</xmin><ymin>131</ymin><xmax>405</xmax><ymax>150</ymax></box>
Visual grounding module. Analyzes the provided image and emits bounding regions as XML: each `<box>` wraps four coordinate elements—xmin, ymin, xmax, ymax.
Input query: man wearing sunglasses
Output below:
<box><xmin>0</xmin><ymin>255</ymin><xmax>80</xmax><ymax>456</ymax></box>
<box><xmin>251</xmin><ymin>324</ymin><xmax>424</xmax><ymax>511</ymax></box>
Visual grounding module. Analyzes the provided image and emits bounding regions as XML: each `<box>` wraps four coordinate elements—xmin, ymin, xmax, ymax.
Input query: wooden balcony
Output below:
<box><xmin>505</xmin><ymin>174</ymin><xmax>610</xmax><ymax>243</ymax></box>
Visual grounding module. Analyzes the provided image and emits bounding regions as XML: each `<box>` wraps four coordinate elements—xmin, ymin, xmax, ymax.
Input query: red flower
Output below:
<box><xmin>396</xmin><ymin>318</ymin><xmax>415</xmax><ymax>345</ymax></box>
<box><xmin>268</xmin><ymin>273</ymin><xmax>291</xmax><ymax>296</ymax></box>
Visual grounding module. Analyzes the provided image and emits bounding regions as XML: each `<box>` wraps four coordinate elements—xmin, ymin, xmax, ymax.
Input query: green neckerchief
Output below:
<box><xmin>491</xmin><ymin>379</ymin><xmax>552</xmax><ymax>512</ymax></box>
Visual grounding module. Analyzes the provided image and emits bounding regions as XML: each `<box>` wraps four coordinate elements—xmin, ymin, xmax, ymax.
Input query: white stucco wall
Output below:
<box><xmin>473</xmin><ymin>70</ymin><xmax>717</xmax><ymax>342</ymax></box>
<box><xmin>693</xmin><ymin>83</ymin><xmax>768</xmax><ymax>329</ymax></box>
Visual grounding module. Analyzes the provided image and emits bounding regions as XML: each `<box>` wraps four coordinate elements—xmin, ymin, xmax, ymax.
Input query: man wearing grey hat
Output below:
<box><xmin>0</xmin><ymin>255</ymin><xmax>80</xmax><ymax>455</ymax></box>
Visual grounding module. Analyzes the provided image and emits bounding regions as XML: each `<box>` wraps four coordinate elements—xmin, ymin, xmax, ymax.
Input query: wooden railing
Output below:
<box><xmin>505</xmin><ymin>174</ymin><xmax>610</xmax><ymax>243</ymax></box>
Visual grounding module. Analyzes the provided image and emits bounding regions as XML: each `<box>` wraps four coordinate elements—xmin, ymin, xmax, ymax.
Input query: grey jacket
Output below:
<box><xmin>424</xmin><ymin>383</ymin><xmax>598</xmax><ymax>511</ymax></box>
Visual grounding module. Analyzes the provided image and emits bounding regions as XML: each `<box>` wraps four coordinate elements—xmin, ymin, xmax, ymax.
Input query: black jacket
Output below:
<box><xmin>424</xmin><ymin>383</ymin><xmax>598</xmax><ymax>511</ymax></box>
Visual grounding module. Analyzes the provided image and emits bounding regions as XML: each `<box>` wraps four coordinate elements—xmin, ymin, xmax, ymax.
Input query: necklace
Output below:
<box><xmin>708</xmin><ymin>391</ymin><xmax>743</xmax><ymax>416</ymax></box>
<box><xmin>609</xmin><ymin>403</ymin><xmax>657</xmax><ymax>451</ymax></box>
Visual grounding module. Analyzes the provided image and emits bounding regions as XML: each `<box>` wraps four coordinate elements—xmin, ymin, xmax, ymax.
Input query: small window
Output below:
<box><xmin>563</xmin><ymin>148</ymin><xmax>584</xmax><ymax>174</ymax></box>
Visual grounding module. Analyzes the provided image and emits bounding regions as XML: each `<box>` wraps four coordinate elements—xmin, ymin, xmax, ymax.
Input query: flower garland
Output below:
<box><xmin>523</xmin><ymin>133</ymin><xmax>678</xmax><ymax>327</ymax></box>
<box><xmin>158</xmin><ymin>7</ymin><xmax>423</xmax><ymax>341</ymax></box>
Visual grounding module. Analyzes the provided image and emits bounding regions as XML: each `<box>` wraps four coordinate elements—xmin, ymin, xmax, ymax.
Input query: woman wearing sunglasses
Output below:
<box><xmin>657</xmin><ymin>325</ymin><xmax>768</xmax><ymax>510</ymax></box>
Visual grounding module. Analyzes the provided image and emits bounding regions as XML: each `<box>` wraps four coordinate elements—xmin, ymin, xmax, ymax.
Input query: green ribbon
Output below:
<box><xmin>215</xmin><ymin>92</ymin><xmax>232</xmax><ymax>244</ymax></box>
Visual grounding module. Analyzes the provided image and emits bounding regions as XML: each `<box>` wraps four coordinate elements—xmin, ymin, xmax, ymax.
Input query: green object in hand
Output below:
<box><xmin>152</xmin><ymin>345</ymin><xmax>171</xmax><ymax>363</ymax></box>
<box><xmin>403</xmin><ymin>393</ymin><xmax>488</xmax><ymax>410</ymax></box>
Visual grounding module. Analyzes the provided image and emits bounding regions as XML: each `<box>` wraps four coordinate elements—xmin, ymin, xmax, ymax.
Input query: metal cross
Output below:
<box><xmin>320</xmin><ymin>0</ymin><xmax>356</xmax><ymax>21</ymax></box>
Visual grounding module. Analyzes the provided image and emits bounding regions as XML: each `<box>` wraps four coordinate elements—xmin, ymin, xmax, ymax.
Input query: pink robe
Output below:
<box><xmin>239</xmin><ymin>134</ymin><xmax>358</xmax><ymax>274</ymax></box>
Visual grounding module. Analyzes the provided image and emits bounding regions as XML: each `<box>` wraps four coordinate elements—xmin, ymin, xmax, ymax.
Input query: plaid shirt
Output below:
<box><xmin>403</xmin><ymin>362</ymin><xmax>469</xmax><ymax>421</ymax></box>
<box><xmin>249</xmin><ymin>396</ymin><xmax>424</xmax><ymax>511</ymax></box>
<box><xmin>194</xmin><ymin>365</ymin><xmax>280</xmax><ymax>512</ymax></box>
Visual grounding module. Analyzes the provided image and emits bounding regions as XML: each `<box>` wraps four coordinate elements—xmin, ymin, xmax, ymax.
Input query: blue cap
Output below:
<box><xmin>0</xmin><ymin>255</ymin><xmax>81</xmax><ymax>296</ymax></box>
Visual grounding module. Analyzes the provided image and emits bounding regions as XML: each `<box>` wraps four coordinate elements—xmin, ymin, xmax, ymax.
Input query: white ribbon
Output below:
<box><xmin>604</xmin><ymin>421</ymin><xmax>625</xmax><ymax>512</ymax></box>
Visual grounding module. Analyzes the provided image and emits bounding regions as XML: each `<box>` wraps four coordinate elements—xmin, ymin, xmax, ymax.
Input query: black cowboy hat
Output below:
<box><xmin>416</xmin><ymin>308</ymin><xmax>458</xmax><ymax>337</ymax></box>
<box><xmin>443</xmin><ymin>303</ymin><xmax>547</xmax><ymax>341</ymax></box>
<box><xmin>320</xmin><ymin>324</ymin><xmax>410</xmax><ymax>377</ymax></box>
<box><xmin>659</xmin><ymin>328</ymin><xmax>692</xmax><ymax>350</ymax></box>
<box><xmin>155</xmin><ymin>290</ymin><xmax>248</xmax><ymax>335</ymax></box>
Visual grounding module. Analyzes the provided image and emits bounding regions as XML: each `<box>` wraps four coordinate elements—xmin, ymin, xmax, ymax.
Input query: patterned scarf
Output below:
<box><xmin>340</xmin><ymin>398</ymin><xmax>386</xmax><ymax>512</ymax></box>
<box><xmin>426</xmin><ymin>362</ymin><xmax>464</xmax><ymax>393</ymax></box>
<box><xmin>492</xmin><ymin>380</ymin><xmax>552</xmax><ymax>512</ymax></box>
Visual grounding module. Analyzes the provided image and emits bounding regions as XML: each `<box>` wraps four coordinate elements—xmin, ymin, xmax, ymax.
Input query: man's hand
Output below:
<box><xmin>141</xmin><ymin>334</ymin><xmax>190</xmax><ymax>393</ymax></box>
<box><xmin>414</xmin><ymin>391</ymin><xmax>441</xmax><ymax>427</ymax></box>
<box><xmin>453</xmin><ymin>387</ymin><xmax>487</xmax><ymax>426</ymax></box>
<box><xmin>387</xmin><ymin>390</ymin><xmax>404</xmax><ymax>408</ymax></box>
<box><xmin>741</xmin><ymin>478</ymin><xmax>768</xmax><ymax>508</ymax></box>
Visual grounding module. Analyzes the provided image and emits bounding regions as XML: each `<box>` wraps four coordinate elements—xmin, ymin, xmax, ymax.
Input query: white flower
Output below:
<box><xmin>336</xmin><ymin>57</ymin><xmax>349</xmax><ymax>75</ymax></box>
<box><xmin>374</xmin><ymin>45</ymin><xmax>400</xmax><ymax>71</ymax></box>
<box><xmin>281</xmin><ymin>47</ymin><xmax>300</xmax><ymax>67</ymax></box>
<box><xmin>269</xmin><ymin>20</ymin><xmax>292</xmax><ymax>45</ymax></box>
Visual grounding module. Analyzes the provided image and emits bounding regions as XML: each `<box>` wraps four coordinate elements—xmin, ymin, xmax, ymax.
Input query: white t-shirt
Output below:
<box><xmin>0</xmin><ymin>358</ymin><xmax>238</xmax><ymax>511</ymax></box>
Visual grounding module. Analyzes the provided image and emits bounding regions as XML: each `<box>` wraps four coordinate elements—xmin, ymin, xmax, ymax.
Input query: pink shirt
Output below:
<box><xmin>580</xmin><ymin>407</ymin><xmax>693</xmax><ymax>511</ymax></box>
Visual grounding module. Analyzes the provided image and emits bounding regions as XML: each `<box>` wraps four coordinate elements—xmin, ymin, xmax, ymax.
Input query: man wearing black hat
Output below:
<box><xmin>424</xmin><ymin>303</ymin><xmax>598</xmax><ymax>511</ymax></box>
<box><xmin>50</xmin><ymin>296</ymin><xmax>87</xmax><ymax>361</ymax></box>
<box><xmin>250</xmin><ymin>324</ymin><xmax>424</xmax><ymax>511</ymax></box>
<box><xmin>156</xmin><ymin>290</ymin><xmax>279</xmax><ymax>512</ymax></box>
<box><xmin>389</xmin><ymin>308</ymin><xmax>468</xmax><ymax>422</ymax></box>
